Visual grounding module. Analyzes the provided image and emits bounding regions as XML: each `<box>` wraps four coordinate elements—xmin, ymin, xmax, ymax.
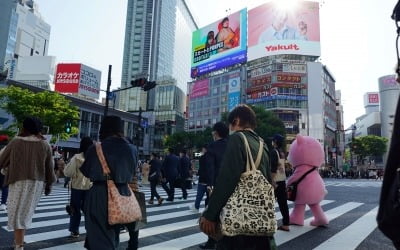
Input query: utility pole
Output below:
<box><xmin>104</xmin><ymin>65</ymin><xmax>112</xmax><ymax>117</ymax></box>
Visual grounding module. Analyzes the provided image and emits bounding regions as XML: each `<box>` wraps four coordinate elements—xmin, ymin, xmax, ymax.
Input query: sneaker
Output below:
<box><xmin>157</xmin><ymin>198</ymin><xmax>164</xmax><ymax>205</ymax></box>
<box><xmin>0</xmin><ymin>204</ymin><xmax>6</xmax><ymax>211</ymax></box>
<box><xmin>69</xmin><ymin>232</ymin><xmax>79</xmax><ymax>238</ymax></box>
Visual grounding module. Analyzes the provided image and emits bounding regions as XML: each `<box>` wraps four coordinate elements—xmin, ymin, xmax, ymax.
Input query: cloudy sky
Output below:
<box><xmin>35</xmin><ymin>0</ymin><xmax>398</xmax><ymax>127</ymax></box>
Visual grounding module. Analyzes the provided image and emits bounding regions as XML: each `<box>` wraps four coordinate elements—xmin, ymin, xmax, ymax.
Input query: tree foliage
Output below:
<box><xmin>351</xmin><ymin>135</ymin><xmax>388</xmax><ymax>159</ymax></box>
<box><xmin>163</xmin><ymin>127</ymin><xmax>213</xmax><ymax>154</ymax></box>
<box><xmin>0</xmin><ymin>86</ymin><xmax>80</xmax><ymax>140</ymax></box>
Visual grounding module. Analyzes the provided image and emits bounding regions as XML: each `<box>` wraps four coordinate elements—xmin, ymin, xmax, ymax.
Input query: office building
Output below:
<box><xmin>0</xmin><ymin>0</ymin><xmax>50</xmax><ymax>74</ymax></box>
<box><xmin>118</xmin><ymin>0</ymin><xmax>198</xmax><ymax>112</ymax></box>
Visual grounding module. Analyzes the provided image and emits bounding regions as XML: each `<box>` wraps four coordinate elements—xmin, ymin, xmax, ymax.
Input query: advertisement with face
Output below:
<box><xmin>191</xmin><ymin>9</ymin><xmax>247</xmax><ymax>78</ymax></box>
<box><xmin>248</xmin><ymin>1</ymin><xmax>320</xmax><ymax>60</ymax></box>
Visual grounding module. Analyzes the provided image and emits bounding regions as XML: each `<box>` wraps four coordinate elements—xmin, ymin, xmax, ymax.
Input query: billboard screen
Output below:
<box><xmin>191</xmin><ymin>9</ymin><xmax>247</xmax><ymax>78</ymax></box>
<box><xmin>55</xmin><ymin>63</ymin><xmax>101</xmax><ymax>99</ymax></box>
<box><xmin>190</xmin><ymin>79</ymin><xmax>209</xmax><ymax>99</ymax></box>
<box><xmin>248</xmin><ymin>1</ymin><xmax>320</xmax><ymax>60</ymax></box>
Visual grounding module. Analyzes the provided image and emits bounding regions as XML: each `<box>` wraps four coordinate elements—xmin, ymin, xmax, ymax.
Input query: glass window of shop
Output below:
<box><xmin>90</xmin><ymin>113</ymin><xmax>101</xmax><ymax>140</ymax></box>
<box><xmin>79</xmin><ymin>110</ymin><xmax>91</xmax><ymax>139</ymax></box>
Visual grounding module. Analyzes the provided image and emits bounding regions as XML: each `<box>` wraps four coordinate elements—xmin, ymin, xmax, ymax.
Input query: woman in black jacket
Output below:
<box><xmin>148</xmin><ymin>153</ymin><xmax>163</xmax><ymax>205</ymax></box>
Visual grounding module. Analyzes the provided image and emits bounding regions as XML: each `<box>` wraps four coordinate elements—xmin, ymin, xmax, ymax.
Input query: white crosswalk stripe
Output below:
<box><xmin>0</xmin><ymin>184</ymin><xmax>381</xmax><ymax>250</ymax></box>
<box><xmin>324</xmin><ymin>180</ymin><xmax>382</xmax><ymax>188</ymax></box>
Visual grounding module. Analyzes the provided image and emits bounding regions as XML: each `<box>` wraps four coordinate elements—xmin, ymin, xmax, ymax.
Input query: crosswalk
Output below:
<box><xmin>0</xmin><ymin>183</ymin><xmax>382</xmax><ymax>249</ymax></box>
<box><xmin>324</xmin><ymin>180</ymin><xmax>382</xmax><ymax>188</ymax></box>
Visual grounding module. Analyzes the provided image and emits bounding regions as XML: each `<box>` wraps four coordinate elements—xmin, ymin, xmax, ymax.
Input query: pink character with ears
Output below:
<box><xmin>287</xmin><ymin>134</ymin><xmax>329</xmax><ymax>227</ymax></box>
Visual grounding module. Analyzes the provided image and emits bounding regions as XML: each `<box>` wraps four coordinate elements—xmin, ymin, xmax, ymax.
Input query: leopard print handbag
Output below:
<box><xmin>219</xmin><ymin>133</ymin><xmax>277</xmax><ymax>236</ymax></box>
<box><xmin>95</xmin><ymin>143</ymin><xmax>142</xmax><ymax>225</ymax></box>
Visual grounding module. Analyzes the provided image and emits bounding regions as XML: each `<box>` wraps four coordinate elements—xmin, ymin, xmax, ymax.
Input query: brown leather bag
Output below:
<box><xmin>95</xmin><ymin>143</ymin><xmax>142</xmax><ymax>225</ymax></box>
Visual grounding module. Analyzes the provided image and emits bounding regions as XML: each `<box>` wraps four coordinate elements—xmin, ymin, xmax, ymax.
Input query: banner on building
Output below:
<box><xmin>191</xmin><ymin>9</ymin><xmax>247</xmax><ymax>78</ymax></box>
<box><xmin>248</xmin><ymin>1</ymin><xmax>320</xmax><ymax>60</ymax></box>
<box><xmin>190</xmin><ymin>79</ymin><xmax>209</xmax><ymax>99</ymax></box>
<box><xmin>228</xmin><ymin>77</ymin><xmax>241</xmax><ymax>111</ymax></box>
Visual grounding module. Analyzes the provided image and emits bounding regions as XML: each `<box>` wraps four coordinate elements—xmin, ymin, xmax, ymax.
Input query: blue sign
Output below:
<box><xmin>228</xmin><ymin>92</ymin><xmax>241</xmax><ymax>111</ymax></box>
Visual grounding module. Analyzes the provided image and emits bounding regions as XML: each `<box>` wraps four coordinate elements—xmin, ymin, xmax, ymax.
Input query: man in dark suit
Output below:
<box><xmin>179</xmin><ymin>149</ymin><xmax>191</xmax><ymax>200</ymax></box>
<box><xmin>200</xmin><ymin>122</ymin><xmax>229</xmax><ymax>249</ymax></box>
<box><xmin>161</xmin><ymin>148</ymin><xmax>180</xmax><ymax>201</ymax></box>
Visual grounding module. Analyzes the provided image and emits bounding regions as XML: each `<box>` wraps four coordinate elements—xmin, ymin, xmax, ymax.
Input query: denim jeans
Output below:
<box><xmin>194</xmin><ymin>183</ymin><xmax>208</xmax><ymax>209</ymax></box>
<box><xmin>69</xmin><ymin>188</ymin><xmax>87</xmax><ymax>233</ymax></box>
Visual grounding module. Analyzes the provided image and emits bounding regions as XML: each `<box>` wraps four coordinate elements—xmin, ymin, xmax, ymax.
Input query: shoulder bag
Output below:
<box><xmin>95</xmin><ymin>143</ymin><xmax>142</xmax><ymax>225</ymax></box>
<box><xmin>274</xmin><ymin>149</ymin><xmax>287</xmax><ymax>182</ymax></box>
<box><xmin>219</xmin><ymin>132</ymin><xmax>277</xmax><ymax>236</ymax></box>
<box><xmin>286</xmin><ymin>166</ymin><xmax>316</xmax><ymax>202</ymax></box>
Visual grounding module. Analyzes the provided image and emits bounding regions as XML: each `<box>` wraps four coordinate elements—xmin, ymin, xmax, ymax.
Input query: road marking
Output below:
<box><xmin>313</xmin><ymin>206</ymin><xmax>379</xmax><ymax>250</ymax></box>
<box><xmin>275</xmin><ymin>202</ymin><xmax>363</xmax><ymax>245</ymax></box>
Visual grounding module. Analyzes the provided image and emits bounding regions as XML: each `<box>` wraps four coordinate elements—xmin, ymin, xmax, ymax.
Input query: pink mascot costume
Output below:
<box><xmin>287</xmin><ymin>134</ymin><xmax>329</xmax><ymax>227</ymax></box>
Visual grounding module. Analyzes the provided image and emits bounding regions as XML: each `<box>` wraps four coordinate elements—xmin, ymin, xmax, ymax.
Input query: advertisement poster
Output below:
<box><xmin>190</xmin><ymin>79</ymin><xmax>209</xmax><ymax>99</ymax></box>
<box><xmin>191</xmin><ymin>9</ymin><xmax>247</xmax><ymax>78</ymax></box>
<box><xmin>228</xmin><ymin>77</ymin><xmax>241</xmax><ymax>111</ymax></box>
<box><xmin>55</xmin><ymin>63</ymin><xmax>101</xmax><ymax>99</ymax></box>
<box><xmin>248</xmin><ymin>1</ymin><xmax>320</xmax><ymax>60</ymax></box>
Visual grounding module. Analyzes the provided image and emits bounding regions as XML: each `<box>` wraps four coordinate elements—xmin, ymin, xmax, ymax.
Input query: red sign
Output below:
<box><xmin>248</xmin><ymin>75</ymin><xmax>272</xmax><ymax>86</ymax></box>
<box><xmin>190</xmin><ymin>79</ymin><xmax>209</xmax><ymax>99</ymax></box>
<box><xmin>368</xmin><ymin>93</ymin><xmax>379</xmax><ymax>104</ymax></box>
<box><xmin>247</xmin><ymin>83</ymin><xmax>307</xmax><ymax>94</ymax></box>
<box><xmin>54</xmin><ymin>64</ymin><xmax>81</xmax><ymax>93</ymax></box>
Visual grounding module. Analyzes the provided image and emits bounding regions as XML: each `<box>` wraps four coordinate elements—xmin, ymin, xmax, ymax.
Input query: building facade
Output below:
<box><xmin>118</xmin><ymin>0</ymin><xmax>197</xmax><ymax>112</ymax></box>
<box><xmin>187</xmin><ymin>66</ymin><xmax>246</xmax><ymax>132</ymax></box>
<box><xmin>0</xmin><ymin>0</ymin><xmax>50</xmax><ymax>74</ymax></box>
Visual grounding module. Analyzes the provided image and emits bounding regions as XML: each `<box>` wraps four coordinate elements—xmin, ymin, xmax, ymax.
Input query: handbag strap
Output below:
<box><xmin>293</xmin><ymin>167</ymin><xmax>316</xmax><ymax>185</ymax></box>
<box><xmin>95</xmin><ymin>142</ymin><xmax>111</xmax><ymax>176</ymax></box>
<box><xmin>239</xmin><ymin>132</ymin><xmax>263</xmax><ymax>172</ymax></box>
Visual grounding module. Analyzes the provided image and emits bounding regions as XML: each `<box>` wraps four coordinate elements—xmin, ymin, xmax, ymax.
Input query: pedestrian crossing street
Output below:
<box><xmin>324</xmin><ymin>180</ymin><xmax>383</xmax><ymax>188</ymax></box>
<box><xmin>0</xmin><ymin>183</ymin><xmax>381</xmax><ymax>250</ymax></box>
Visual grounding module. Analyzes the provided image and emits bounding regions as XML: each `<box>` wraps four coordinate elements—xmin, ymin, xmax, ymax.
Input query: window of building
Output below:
<box><xmin>212</xmin><ymin>87</ymin><xmax>220</xmax><ymax>96</ymax></box>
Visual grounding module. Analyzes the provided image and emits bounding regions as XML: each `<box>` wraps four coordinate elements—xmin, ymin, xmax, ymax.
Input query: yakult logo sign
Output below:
<box><xmin>266</xmin><ymin>44</ymin><xmax>300</xmax><ymax>52</ymax></box>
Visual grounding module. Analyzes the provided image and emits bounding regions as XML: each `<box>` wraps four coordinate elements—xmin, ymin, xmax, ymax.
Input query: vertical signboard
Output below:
<box><xmin>248</xmin><ymin>1</ymin><xmax>320</xmax><ymax>60</ymax></box>
<box><xmin>191</xmin><ymin>9</ymin><xmax>247</xmax><ymax>78</ymax></box>
<box><xmin>228</xmin><ymin>77</ymin><xmax>241</xmax><ymax>111</ymax></box>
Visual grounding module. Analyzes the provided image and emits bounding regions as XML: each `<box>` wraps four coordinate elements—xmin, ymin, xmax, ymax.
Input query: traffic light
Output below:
<box><xmin>64</xmin><ymin>120</ymin><xmax>72</xmax><ymax>133</ymax></box>
<box><xmin>142</xmin><ymin>81</ymin><xmax>156</xmax><ymax>91</ymax></box>
<box><xmin>130</xmin><ymin>78</ymin><xmax>146</xmax><ymax>87</ymax></box>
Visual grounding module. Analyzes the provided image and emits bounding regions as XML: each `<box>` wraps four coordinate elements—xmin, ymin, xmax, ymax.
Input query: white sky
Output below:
<box><xmin>34</xmin><ymin>0</ymin><xmax>398</xmax><ymax>128</ymax></box>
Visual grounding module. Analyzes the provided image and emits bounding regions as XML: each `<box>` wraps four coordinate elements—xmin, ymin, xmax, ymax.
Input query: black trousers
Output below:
<box><xmin>275</xmin><ymin>181</ymin><xmax>290</xmax><ymax>226</ymax></box>
<box><xmin>161</xmin><ymin>179</ymin><xmax>175</xmax><ymax>200</ymax></box>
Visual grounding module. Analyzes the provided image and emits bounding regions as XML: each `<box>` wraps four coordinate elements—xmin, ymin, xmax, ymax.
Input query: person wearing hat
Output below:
<box><xmin>271</xmin><ymin>134</ymin><xmax>290</xmax><ymax>232</ymax></box>
<box><xmin>80</xmin><ymin>116</ymin><xmax>138</xmax><ymax>250</ymax></box>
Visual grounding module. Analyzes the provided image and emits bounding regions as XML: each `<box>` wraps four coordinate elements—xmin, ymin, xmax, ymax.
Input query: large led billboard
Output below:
<box><xmin>248</xmin><ymin>1</ymin><xmax>320</xmax><ymax>60</ymax></box>
<box><xmin>55</xmin><ymin>63</ymin><xmax>101</xmax><ymax>99</ymax></box>
<box><xmin>191</xmin><ymin>9</ymin><xmax>247</xmax><ymax>78</ymax></box>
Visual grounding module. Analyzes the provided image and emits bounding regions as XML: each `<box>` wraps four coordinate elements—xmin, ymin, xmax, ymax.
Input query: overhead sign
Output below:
<box><xmin>190</xmin><ymin>79</ymin><xmax>209</xmax><ymax>99</ymax></box>
<box><xmin>248</xmin><ymin>1</ymin><xmax>320</xmax><ymax>60</ymax></box>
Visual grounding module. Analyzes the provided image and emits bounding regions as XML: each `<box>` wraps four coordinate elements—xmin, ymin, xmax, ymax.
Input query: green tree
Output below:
<box><xmin>163</xmin><ymin>127</ymin><xmax>213</xmax><ymax>154</ymax></box>
<box><xmin>0</xmin><ymin>86</ymin><xmax>80</xmax><ymax>140</ymax></box>
<box><xmin>221</xmin><ymin>105</ymin><xmax>286</xmax><ymax>142</ymax></box>
<box><xmin>351</xmin><ymin>135</ymin><xmax>388</xmax><ymax>160</ymax></box>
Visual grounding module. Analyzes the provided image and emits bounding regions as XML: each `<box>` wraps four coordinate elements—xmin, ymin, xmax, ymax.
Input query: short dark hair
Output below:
<box><xmin>151</xmin><ymin>152</ymin><xmax>159</xmax><ymax>158</ymax></box>
<box><xmin>227</xmin><ymin>105</ymin><xmax>257</xmax><ymax>129</ymax></box>
<box><xmin>99</xmin><ymin>116</ymin><xmax>124</xmax><ymax>140</ymax></box>
<box><xmin>212</xmin><ymin>122</ymin><xmax>229</xmax><ymax>138</ymax></box>
<box><xmin>23</xmin><ymin>116</ymin><xmax>43</xmax><ymax>135</ymax></box>
<box><xmin>168</xmin><ymin>148</ymin><xmax>174</xmax><ymax>154</ymax></box>
<box><xmin>79</xmin><ymin>137</ymin><xmax>93</xmax><ymax>154</ymax></box>
<box><xmin>180</xmin><ymin>149</ymin><xmax>187</xmax><ymax>155</ymax></box>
